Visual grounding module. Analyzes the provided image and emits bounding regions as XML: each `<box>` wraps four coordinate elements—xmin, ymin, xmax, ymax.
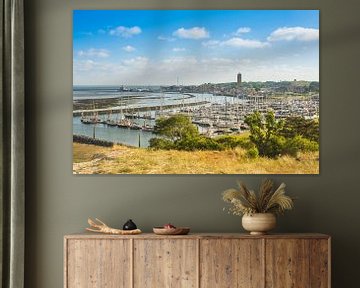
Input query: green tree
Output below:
<box><xmin>175</xmin><ymin>136</ymin><xmax>223</xmax><ymax>151</ymax></box>
<box><xmin>280</xmin><ymin>116</ymin><xmax>319</xmax><ymax>142</ymax></box>
<box><xmin>282</xmin><ymin>135</ymin><xmax>319</xmax><ymax>157</ymax></box>
<box><xmin>245</xmin><ymin>111</ymin><xmax>285</xmax><ymax>158</ymax></box>
<box><xmin>148</xmin><ymin>138</ymin><xmax>174</xmax><ymax>150</ymax></box>
<box><xmin>150</xmin><ymin>115</ymin><xmax>229</xmax><ymax>151</ymax></box>
<box><xmin>153</xmin><ymin>114</ymin><xmax>199</xmax><ymax>142</ymax></box>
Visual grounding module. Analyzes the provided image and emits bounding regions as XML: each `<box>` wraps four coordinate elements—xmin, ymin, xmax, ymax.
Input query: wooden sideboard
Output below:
<box><xmin>64</xmin><ymin>233</ymin><xmax>330</xmax><ymax>288</ymax></box>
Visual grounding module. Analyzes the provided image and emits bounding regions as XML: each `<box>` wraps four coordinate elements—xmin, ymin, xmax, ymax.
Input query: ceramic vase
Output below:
<box><xmin>242</xmin><ymin>213</ymin><xmax>276</xmax><ymax>235</ymax></box>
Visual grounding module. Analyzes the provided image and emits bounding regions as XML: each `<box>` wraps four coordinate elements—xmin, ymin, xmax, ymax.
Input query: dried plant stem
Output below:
<box><xmin>86</xmin><ymin>218</ymin><xmax>142</xmax><ymax>235</ymax></box>
<box><xmin>222</xmin><ymin>179</ymin><xmax>294</xmax><ymax>216</ymax></box>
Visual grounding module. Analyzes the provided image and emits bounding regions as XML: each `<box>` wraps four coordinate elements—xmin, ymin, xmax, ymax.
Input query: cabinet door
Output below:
<box><xmin>66</xmin><ymin>239</ymin><xmax>131</xmax><ymax>288</ymax></box>
<box><xmin>309</xmin><ymin>239</ymin><xmax>330</xmax><ymax>288</ymax></box>
<box><xmin>200</xmin><ymin>239</ymin><xmax>264</xmax><ymax>288</ymax></box>
<box><xmin>266</xmin><ymin>239</ymin><xmax>325</xmax><ymax>288</ymax></box>
<box><xmin>134</xmin><ymin>239</ymin><xmax>198</xmax><ymax>288</ymax></box>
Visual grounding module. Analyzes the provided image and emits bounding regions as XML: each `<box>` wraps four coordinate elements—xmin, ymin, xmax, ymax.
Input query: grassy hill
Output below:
<box><xmin>73</xmin><ymin>143</ymin><xmax>319</xmax><ymax>174</ymax></box>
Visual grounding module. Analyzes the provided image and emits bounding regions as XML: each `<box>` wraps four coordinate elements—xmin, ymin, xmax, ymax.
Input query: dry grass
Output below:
<box><xmin>73</xmin><ymin>143</ymin><xmax>319</xmax><ymax>174</ymax></box>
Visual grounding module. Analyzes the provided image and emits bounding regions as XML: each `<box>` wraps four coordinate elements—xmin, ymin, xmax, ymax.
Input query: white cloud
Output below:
<box><xmin>173</xmin><ymin>27</ymin><xmax>209</xmax><ymax>39</ymax></box>
<box><xmin>200</xmin><ymin>58</ymin><xmax>238</xmax><ymax>73</ymax></box>
<box><xmin>267</xmin><ymin>27</ymin><xmax>319</xmax><ymax>42</ymax></box>
<box><xmin>74</xmin><ymin>57</ymin><xmax>150</xmax><ymax>84</ymax></box>
<box><xmin>235</xmin><ymin>27</ymin><xmax>251</xmax><ymax>34</ymax></box>
<box><xmin>73</xmin><ymin>59</ymin><xmax>122</xmax><ymax>73</ymax></box>
<box><xmin>122</xmin><ymin>45</ymin><xmax>136</xmax><ymax>52</ymax></box>
<box><xmin>202</xmin><ymin>40</ymin><xmax>220</xmax><ymax>47</ymax></box>
<box><xmin>109</xmin><ymin>26</ymin><xmax>142</xmax><ymax>37</ymax></box>
<box><xmin>74</xmin><ymin>57</ymin><xmax>149</xmax><ymax>73</ymax></box>
<box><xmin>172</xmin><ymin>47</ymin><xmax>186</xmax><ymax>52</ymax></box>
<box><xmin>159</xmin><ymin>57</ymin><xmax>198</xmax><ymax>74</ymax></box>
<box><xmin>222</xmin><ymin>37</ymin><xmax>269</xmax><ymax>48</ymax></box>
<box><xmin>161</xmin><ymin>56</ymin><xmax>197</xmax><ymax>66</ymax></box>
<box><xmin>74</xmin><ymin>54</ymin><xmax>318</xmax><ymax>85</ymax></box>
<box><xmin>122</xmin><ymin>57</ymin><xmax>149</xmax><ymax>68</ymax></box>
<box><xmin>203</xmin><ymin>37</ymin><xmax>269</xmax><ymax>49</ymax></box>
<box><xmin>201</xmin><ymin>58</ymin><xmax>234</xmax><ymax>65</ymax></box>
<box><xmin>73</xmin><ymin>59</ymin><xmax>97</xmax><ymax>71</ymax></box>
<box><xmin>244</xmin><ymin>63</ymin><xmax>319</xmax><ymax>81</ymax></box>
<box><xmin>158</xmin><ymin>35</ymin><xmax>176</xmax><ymax>42</ymax></box>
<box><xmin>77</xmin><ymin>48</ymin><xmax>110</xmax><ymax>58</ymax></box>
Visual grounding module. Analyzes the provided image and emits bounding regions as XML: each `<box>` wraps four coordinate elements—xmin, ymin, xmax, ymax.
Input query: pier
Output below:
<box><xmin>73</xmin><ymin>100</ymin><xmax>209</xmax><ymax>116</ymax></box>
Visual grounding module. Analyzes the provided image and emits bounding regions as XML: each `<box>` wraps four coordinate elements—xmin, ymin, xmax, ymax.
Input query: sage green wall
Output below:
<box><xmin>25</xmin><ymin>0</ymin><xmax>360</xmax><ymax>287</ymax></box>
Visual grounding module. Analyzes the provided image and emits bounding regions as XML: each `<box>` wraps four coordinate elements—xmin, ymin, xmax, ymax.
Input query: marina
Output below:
<box><xmin>73</xmin><ymin>86</ymin><xmax>319</xmax><ymax>147</ymax></box>
<box><xmin>72</xmin><ymin>10</ymin><xmax>320</xmax><ymax>175</ymax></box>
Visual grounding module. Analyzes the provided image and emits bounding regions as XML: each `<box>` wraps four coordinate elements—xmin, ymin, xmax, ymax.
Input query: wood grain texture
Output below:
<box><xmin>310</xmin><ymin>239</ymin><xmax>330</xmax><ymax>288</ymax></box>
<box><xmin>66</xmin><ymin>239</ymin><xmax>131</xmax><ymax>288</ymax></box>
<box><xmin>65</xmin><ymin>233</ymin><xmax>330</xmax><ymax>240</ymax></box>
<box><xmin>200</xmin><ymin>239</ymin><xmax>264</xmax><ymax>288</ymax></box>
<box><xmin>133</xmin><ymin>239</ymin><xmax>198</xmax><ymax>288</ymax></box>
<box><xmin>265</xmin><ymin>239</ymin><xmax>310</xmax><ymax>288</ymax></box>
<box><xmin>64</xmin><ymin>234</ymin><xmax>330</xmax><ymax>288</ymax></box>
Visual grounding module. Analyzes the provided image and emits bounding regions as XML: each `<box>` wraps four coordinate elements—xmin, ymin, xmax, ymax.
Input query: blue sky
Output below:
<box><xmin>73</xmin><ymin>10</ymin><xmax>319</xmax><ymax>85</ymax></box>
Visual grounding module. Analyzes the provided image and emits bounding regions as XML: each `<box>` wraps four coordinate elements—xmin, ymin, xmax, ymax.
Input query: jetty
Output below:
<box><xmin>73</xmin><ymin>100</ymin><xmax>209</xmax><ymax>117</ymax></box>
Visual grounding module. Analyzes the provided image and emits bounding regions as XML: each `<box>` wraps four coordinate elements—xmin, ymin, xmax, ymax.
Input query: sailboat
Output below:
<box><xmin>80</xmin><ymin>101</ymin><xmax>102</xmax><ymax>124</ymax></box>
<box><xmin>105</xmin><ymin>110</ymin><xmax>117</xmax><ymax>126</ymax></box>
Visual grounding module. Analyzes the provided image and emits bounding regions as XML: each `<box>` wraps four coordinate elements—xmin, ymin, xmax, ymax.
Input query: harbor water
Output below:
<box><xmin>73</xmin><ymin>116</ymin><xmax>155</xmax><ymax>147</ymax></box>
<box><xmin>73</xmin><ymin>86</ymin><xmax>239</xmax><ymax>147</ymax></box>
<box><xmin>73</xmin><ymin>86</ymin><xmax>319</xmax><ymax>148</ymax></box>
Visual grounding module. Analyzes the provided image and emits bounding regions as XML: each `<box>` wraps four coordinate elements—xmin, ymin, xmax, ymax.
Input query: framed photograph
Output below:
<box><xmin>72</xmin><ymin>10</ymin><xmax>319</xmax><ymax>174</ymax></box>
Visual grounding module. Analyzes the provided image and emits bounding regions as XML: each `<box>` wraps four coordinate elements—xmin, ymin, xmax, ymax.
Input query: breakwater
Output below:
<box><xmin>73</xmin><ymin>134</ymin><xmax>114</xmax><ymax>147</ymax></box>
<box><xmin>73</xmin><ymin>100</ymin><xmax>209</xmax><ymax>116</ymax></box>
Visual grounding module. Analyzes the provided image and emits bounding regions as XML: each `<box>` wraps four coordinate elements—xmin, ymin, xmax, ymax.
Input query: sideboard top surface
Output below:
<box><xmin>64</xmin><ymin>232</ymin><xmax>330</xmax><ymax>240</ymax></box>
